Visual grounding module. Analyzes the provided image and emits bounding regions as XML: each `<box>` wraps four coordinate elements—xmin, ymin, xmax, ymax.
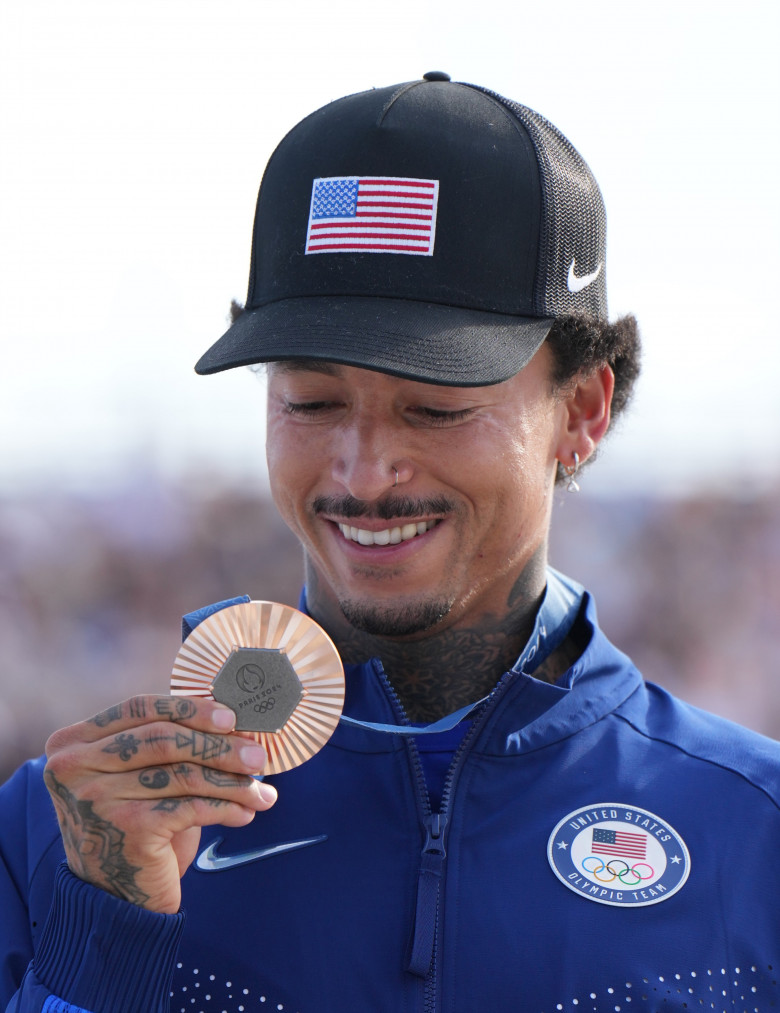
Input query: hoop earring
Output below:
<box><xmin>563</xmin><ymin>452</ymin><xmax>580</xmax><ymax>493</ymax></box>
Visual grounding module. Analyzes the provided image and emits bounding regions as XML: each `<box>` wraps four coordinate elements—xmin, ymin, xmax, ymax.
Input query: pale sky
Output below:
<box><xmin>1</xmin><ymin>0</ymin><xmax>778</xmax><ymax>496</ymax></box>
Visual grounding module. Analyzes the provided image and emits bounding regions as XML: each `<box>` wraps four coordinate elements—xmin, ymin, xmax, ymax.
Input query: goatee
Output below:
<box><xmin>339</xmin><ymin>597</ymin><xmax>453</xmax><ymax>637</ymax></box>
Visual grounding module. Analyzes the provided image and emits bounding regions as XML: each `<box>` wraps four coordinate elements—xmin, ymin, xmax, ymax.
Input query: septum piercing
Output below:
<box><xmin>392</xmin><ymin>465</ymin><xmax>399</xmax><ymax>488</ymax></box>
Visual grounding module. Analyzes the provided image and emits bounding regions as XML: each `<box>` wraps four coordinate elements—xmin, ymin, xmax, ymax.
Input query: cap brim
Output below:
<box><xmin>196</xmin><ymin>296</ymin><xmax>553</xmax><ymax>387</ymax></box>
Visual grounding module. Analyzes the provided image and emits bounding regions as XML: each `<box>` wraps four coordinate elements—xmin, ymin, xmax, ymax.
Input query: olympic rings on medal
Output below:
<box><xmin>581</xmin><ymin>856</ymin><xmax>655</xmax><ymax>886</ymax></box>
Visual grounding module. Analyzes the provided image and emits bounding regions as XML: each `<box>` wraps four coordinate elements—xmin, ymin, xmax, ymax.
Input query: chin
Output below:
<box><xmin>339</xmin><ymin>595</ymin><xmax>454</xmax><ymax>638</ymax></box>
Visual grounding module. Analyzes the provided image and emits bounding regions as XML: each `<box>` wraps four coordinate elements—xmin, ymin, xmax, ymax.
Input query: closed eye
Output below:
<box><xmin>410</xmin><ymin>406</ymin><xmax>476</xmax><ymax>426</ymax></box>
<box><xmin>284</xmin><ymin>401</ymin><xmax>341</xmax><ymax>417</ymax></box>
<box><xmin>282</xmin><ymin>401</ymin><xmax>476</xmax><ymax>425</ymax></box>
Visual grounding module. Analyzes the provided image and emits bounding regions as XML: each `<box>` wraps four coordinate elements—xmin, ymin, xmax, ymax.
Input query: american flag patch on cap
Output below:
<box><xmin>305</xmin><ymin>176</ymin><xmax>439</xmax><ymax>256</ymax></box>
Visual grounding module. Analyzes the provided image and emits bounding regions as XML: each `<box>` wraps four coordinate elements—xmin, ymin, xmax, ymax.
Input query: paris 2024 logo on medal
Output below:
<box><xmin>547</xmin><ymin>803</ymin><xmax>691</xmax><ymax>908</ymax></box>
<box><xmin>171</xmin><ymin>601</ymin><xmax>345</xmax><ymax>776</ymax></box>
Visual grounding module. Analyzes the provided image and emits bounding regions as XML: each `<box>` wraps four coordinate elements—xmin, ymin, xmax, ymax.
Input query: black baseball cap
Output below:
<box><xmin>196</xmin><ymin>72</ymin><xmax>607</xmax><ymax>386</ymax></box>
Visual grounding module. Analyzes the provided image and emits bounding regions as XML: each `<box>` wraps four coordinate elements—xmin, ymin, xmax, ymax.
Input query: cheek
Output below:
<box><xmin>265</xmin><ymin>422</ymin><xmax>311</xmax><ymax>525</ymax></box>
<box><xmin>264</xmin><ymin>430</ymin><xmax>288</xmax><ymax>489</ymax></box>
<box><xmin>508</xmin><ymin>410</ymin><xmax>563</xmax><ymax>492</ymax></box>
<box><xmin>267</xmin><ymin>409</ymin><xmax>313</xmax><ymax>471</ymax></box>
<box><xmin>486</xmin><ymin>440</ymin><xmax>557</xmax><ymax>544</ymax></box>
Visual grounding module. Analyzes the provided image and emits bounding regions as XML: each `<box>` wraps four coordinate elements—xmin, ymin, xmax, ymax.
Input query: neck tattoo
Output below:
<box><xmin>306</xmin><ymin>556</ymin><xmax>561</xmax><ymax>723</ymax></box>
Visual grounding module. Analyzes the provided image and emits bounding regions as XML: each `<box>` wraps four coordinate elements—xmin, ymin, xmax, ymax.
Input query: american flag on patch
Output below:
<box><xmin>592</xmin><ymin>828</ymin><xmax>647</xmax><ymax>860</ymax></box>
<box><xmin>305</xmin><ymin>176</ymin><xmax>439</xmax><ymax>256</ymax></box>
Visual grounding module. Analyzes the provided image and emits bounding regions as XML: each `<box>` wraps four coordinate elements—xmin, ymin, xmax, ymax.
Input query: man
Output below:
<box><xmin>2</xmin><ymin>73</ymin><xmax>778</xmax><ymax>1012</ymax></box>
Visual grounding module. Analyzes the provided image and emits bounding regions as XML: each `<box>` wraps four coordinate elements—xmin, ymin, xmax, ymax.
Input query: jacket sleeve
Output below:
<box><xmin>1</xmin><ymin>759</ymin><xmax>46</xmax><ymax>1009</ymax></box>
<box><xmin>1</xmin><ymin>760</ymin><xmax>184</xmax><ymax>1013</ymax></box>
<box><xmin>0</xmin><ymin>852</ymin><xmax>33</xmax><ymax>1011</ymax></box>
<box><xmin>2</xmin><ymin>598</ymin><xmax>245</xmax><ymax>1013</ymax></box>
<box><xmin>5</xmin><ymin>866</ymin><xmax>184</xmax><ymax>1013</ymax></box>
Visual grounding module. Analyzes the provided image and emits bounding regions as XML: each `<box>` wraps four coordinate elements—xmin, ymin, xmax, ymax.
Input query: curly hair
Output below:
<box><xmin>544</xmin><ymin>313</ymin><xmax>642</xmax><ymax>482</ymax></box>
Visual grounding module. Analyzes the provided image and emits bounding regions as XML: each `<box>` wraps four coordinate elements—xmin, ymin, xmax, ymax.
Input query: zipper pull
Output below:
<box><xmin>407</xmin><ymin>813</ymin><xmax>449</xmax><ymax>978</ymax></box>
<box><xmin>423</xmin><ymin>813</ymin><xmax>448</xmax><ymax>855</ymax></box>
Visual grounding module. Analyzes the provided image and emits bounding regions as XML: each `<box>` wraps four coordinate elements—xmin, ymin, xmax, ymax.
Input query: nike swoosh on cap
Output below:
<box><xmin>566</xmin><ymin>258</ymin><xmax>602</xmax><ymax>293</ymax></box>
<box><xmin>195</xmin><ymin>834</ymin><xmax>327</xmax><ymax>872</ymax></box>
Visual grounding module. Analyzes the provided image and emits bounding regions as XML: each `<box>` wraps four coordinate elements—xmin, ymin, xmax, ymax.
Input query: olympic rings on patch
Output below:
<box><xmin>581</xmin><ymin>856</ymin><xmax>655</xmax><ymax>885</ymax></box>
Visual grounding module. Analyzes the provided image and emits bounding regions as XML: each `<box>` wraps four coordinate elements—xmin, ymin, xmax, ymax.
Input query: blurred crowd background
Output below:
<box><xmin>2</xmin><ymin>476</ymin><xmax>778</xmax><ymax>784</ymax></box>
<box><xmin>2</xmin><ymin>2</ymin><xmax>779</xmax><ymax>784</ymax></box>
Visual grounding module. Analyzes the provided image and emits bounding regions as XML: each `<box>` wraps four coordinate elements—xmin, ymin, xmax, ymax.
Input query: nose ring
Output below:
<box><xmin>392</xmin><ymin>465</ymin><xmax>399</xmax><ymax>488</ymax></box>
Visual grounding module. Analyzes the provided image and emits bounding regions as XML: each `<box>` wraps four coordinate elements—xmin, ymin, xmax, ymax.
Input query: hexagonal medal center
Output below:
<box><xmin>212</xmin><ymin>647</ymin><xmax>303</xmax><ymax>733</ymax></box>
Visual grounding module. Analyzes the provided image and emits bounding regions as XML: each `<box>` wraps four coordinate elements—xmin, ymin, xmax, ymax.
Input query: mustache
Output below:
<box><xmin>313</xmin><ymin>494</ymin><xmax>455</xmax><ymax>521</ymax></box>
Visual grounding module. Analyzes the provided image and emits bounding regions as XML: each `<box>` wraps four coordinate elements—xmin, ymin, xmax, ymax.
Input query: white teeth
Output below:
<box><xmin>337</xmin><ymin>520</ymin><xmax>437</xmax><ymax>546</ymax></box>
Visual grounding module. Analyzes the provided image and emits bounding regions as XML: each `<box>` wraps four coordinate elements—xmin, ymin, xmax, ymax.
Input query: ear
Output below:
<box><xmin>556</xmin><ymin>365</ymin><xmax>614</xmax><ymax>468</ymax></box>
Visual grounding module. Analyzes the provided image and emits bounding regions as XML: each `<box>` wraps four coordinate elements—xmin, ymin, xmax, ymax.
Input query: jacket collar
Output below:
<box><xmin>325</xmin><ymin>585</ymin><xmax>642</xmax><ymax>757</ymax></box>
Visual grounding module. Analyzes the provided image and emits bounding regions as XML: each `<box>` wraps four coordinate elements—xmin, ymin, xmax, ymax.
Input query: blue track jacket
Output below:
<box><xmin>2</xmin><ymin>580</ymin><xmax>779</xmax><ymax>1012</ymax></box>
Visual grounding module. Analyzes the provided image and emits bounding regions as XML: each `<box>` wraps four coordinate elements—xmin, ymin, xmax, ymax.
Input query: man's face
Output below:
<box><xmin>265</xmin><ymin>346</ymin><xmax>568</xmax><ymax>638</ymax></box>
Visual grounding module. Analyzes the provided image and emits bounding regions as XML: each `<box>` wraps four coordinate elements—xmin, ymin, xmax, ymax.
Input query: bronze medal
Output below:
<box><xmin>171</xmin><ymin>601</ymin><xmax>344</xmax><ymax>774</ymax></box>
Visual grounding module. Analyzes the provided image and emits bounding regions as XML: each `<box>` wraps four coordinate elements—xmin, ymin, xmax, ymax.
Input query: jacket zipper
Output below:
<box><xmin>369</xmin><ymin>662</ymin><xmax>438</xmax><ymax>992</ymax></box>
<box><xmin>373</xmin><ymin>661</ymin><xmax>518</xmax><ymax>1012</ymax></box>
<box><xmin>408</xmin><ymin>811</ymin><xmax>448</xmax><ymax>978</ymax></box>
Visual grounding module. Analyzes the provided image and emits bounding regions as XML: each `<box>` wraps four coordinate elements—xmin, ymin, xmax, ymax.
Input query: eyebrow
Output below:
<box><xmin>269</xmin><ymin>359</ymin><xmax>342</xmax><ymax>377</ymax></box>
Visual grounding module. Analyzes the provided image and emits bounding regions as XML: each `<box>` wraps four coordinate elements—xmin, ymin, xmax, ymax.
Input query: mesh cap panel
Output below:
<box><xmin>465</xmin><ymin>86</ymin><xmax>608</xmax><ymax>320</ymax></box>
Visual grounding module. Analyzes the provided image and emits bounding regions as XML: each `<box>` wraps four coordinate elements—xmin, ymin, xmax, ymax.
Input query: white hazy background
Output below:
<box><xmin>2</xmin><ymin>0</ymin><xmax>779</xmax><ymax>497</ymax></box>
<box><xmin>1</xmin><ymin>2</ymin><xmax>779</xmax><ymax>781</ymax></box>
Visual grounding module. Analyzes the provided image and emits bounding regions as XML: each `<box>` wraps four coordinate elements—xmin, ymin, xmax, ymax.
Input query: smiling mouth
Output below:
<box><xmin>337</xmin><ymin>520</ymin><xmax>439</xmax><ymax>546</ymax></box>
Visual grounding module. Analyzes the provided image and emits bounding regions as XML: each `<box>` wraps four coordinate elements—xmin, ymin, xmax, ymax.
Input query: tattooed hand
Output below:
<box><xmin>44</xmin><ymin>694</ymin><xmax>277</xmax><ymax>914</ymax></box>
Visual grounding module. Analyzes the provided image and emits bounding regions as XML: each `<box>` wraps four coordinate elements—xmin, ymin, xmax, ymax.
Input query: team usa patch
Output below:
<box><xmin>305</xmin><ymin>176</ymin><xmax>439</xmax><ymax>256</ymax></box>
<box><xmin>547</xmin><ymin>802</ymin><xmax>691</xmax><ymax>907</ymax></box>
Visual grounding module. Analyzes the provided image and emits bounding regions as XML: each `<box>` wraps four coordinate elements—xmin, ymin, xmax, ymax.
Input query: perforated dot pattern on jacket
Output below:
<box><xmin>168</xmin><ymin>961</ymin><xmax>777</xmax><ymax>1011</ymax></box>
<box><xmin>544</xmin><ymin>963</ymin><xmax>777</xmax><ymax>1012</ymax></box>
<box><xmin>169</xmin><ymin>965</ymin><xmax>299</xmax><ymax>1013</ymax></box>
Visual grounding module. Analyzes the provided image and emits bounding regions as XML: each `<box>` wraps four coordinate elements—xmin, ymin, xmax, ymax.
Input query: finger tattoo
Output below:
<box><xmin>152</xmin><ymin>798</ymin><xmax>182</xmax><ymax>812</ymax></box>
<box><xmin>202</xmin><ymin>767</ymin><xmax>250</xmax><ymax>788</ymax></box>
<box><xmin>103</xmin><ymin>733</ymin><xmax>142</xmax><ymax>762</ymax></box>
<box><xmin>90</xmin><ymin>704</ymin><xmax>124</xmax><ymax>728</ymax></box>
<box><xmin>128</xmin><ymin>698</ymin><xmax>148</xmax><ymax>720</ymax></box>
<box><xmin>138</xmin><ymin>767</ymin><xmax>171</xmax><ymax>790</ymax></box>
<box><xmin>155</xmin><ymin>698</ymin><xmax>197</xmax><ymax>723</ymax></box>
<box><xmin>145</xmin><ymin>730</ymin><xmax>231</xmax><ymax>761</ymax></box>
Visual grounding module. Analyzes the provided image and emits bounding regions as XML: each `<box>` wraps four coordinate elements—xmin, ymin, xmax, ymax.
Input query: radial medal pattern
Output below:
<box><xmin>171</xmin><ymin>601</ymin><xmax>345</xmax><ymax>774</ymax></box>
